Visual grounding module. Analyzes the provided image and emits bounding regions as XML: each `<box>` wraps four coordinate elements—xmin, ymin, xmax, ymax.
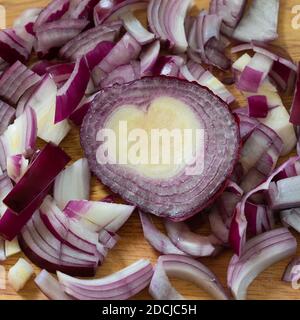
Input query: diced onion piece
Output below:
<box><xmin>55</xmin><ymin>56</ymin><xmax>90</xmax><ymax>123</ymax></box>
<box><xmin>0</xmin><ymin>100</ymin><xmax>15</xmax><ymax>136</ymax></box>
<box><xmin>165</xmin><ymin>221</ymin><xmax>220</xmax><ymax>257</ymax></box>
<box><xmin>57</xmin><ymin>259</ymin><xmax>153</xmax><ymax>300</ymax></box>
<box><xmin>0</xmin><ymin>239</ymin><xmax>5</xmax><ymax>261</ymax></box>
<box><xmin>35</xmin><ymin>270</ymin><xmax>73</xmax><ymax>300</ymax></box>
<box><xmin>0</xmin><ymin>174</ymin><xmax>13</xmax><ymax>217</ymax></box>
<box><xmin>6</xmin><ymin>154</ymin><xmax>29</xmax><ymax>183</ymax></box>
<box><xmin>139</xmin><ymin>211</ymin><xmax>186</xmax><ymax>255</ymax></box>
<box><xmin>149</xmin><ymin>255</ymin><xmax>229</xmax><ymax>300</ymax></box>
<box><xmin>67</xmin><ymin>0</ymin><xmax>98</xmax><ymax>20</ymax></box>
<box><xmin>233</xmin><ymin>0</ymin><xmax>279</xmax><ymax>42</ymax></box>
<box><xmin>247</xmin><ymin>96</ymin><xmax>269</xmax><ymax>118</ymax></box>
<box><xmin>5</xmin><ymin>237</ymin><xmax>21</xmax><ymax>258</ymax></box>
<box><xmin>81</xmin><ymin>76</ymin><xmax>239</xmax><ymax>221</ymax></box>
<box><xmin>0</xmin><ymin>107</ymin><xmax>37</xmax><ymax>170</ymax></box>
<box><xmin>54</xmin><ymin>158</ymin><xmax>91</xmax><ymax>210</ymax></box>
<box><xmin>22</xmin><ymin>74</ymin><xmax>71</xmax><ymax>145</ymax></box>
<box><xmin>228</xmin><ymin>228</ymin><xmax>296</xmax><ymax>300</ymax></box>
<box><xmin>46</xmin><ymin>62</ymin><xmax>75</xmax><ymax>88</ymax></box>
<box><xmin>281</xmin><ymin>208</ymin><xmax>300</xmax><ymax>233</ymax></box>
<box><xmin>121</xmin><ymin>11</ymin><xmax>155</xmax><ymax>45</ymax></box>
<box><xmin>8</xmin><ymin>258</ymin><xmax>34</xmax><ymax>292</ymax></box>
<box><xmin>282</xmin><ymin>257</ymin><xmax>300</xmax><ymax>283</ymax></box>
<box><xmin>268</xmin><ymin>176</ymin><xmax>300</xmax><ymax>211</ymax></box>
<box><xmin>64</xmin><ymin>200</ymin><xmax>135</xmax><ymax>233</ymax></box>
<box><xmin>290</xmin><ymin>63</ymin><xmax>300</xmax><ymax>125</ymax></box>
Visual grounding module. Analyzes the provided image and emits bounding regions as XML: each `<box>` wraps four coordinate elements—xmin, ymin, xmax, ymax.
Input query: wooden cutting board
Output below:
<box><xmin>0</xmin><ymin>0</ymin><xmax>300</xmax><ymax>300</ymax></box>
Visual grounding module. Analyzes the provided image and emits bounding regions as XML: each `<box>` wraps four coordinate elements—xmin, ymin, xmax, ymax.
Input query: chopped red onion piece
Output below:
<box><xmin>0</xmin><ymin>107</ymin><xmax>37</xmax><ymax>171</ymax></box>
<box><xmin>0</xmin><ymin>61</ymin><xmax>41</xmax><ymax>106</ymax></box>
<box><xmin>35</xmin><ymin>19</ymin><xmax>89</xmax><ymax>57</ymax></box>
<box><xmin>268</xmin><ymin>176</ymin><xmax>300</xmax><ymax>211</ymax></box>
<box><xmin>67</xmin><ymin>0</ymin><xmax>98</xmax><ymax>20</ymax></box>
<box><xmin>0</xmin><ymin>173</ymin><xmax>13</xmax><ymax>217</ymax></box>
<box><xmin>64</xmin><ymin>200</ymin><xmax>135</xmax><ymax>233</ymax></box>
<box><xmin>209</xmin><ymin>0</ymin><xmax>246</xmax><ymax>36</ymax></box>
<box><xmin>290</xmin><ymin>64</ymin><xmax>300</xmax><ymax>125</ymax></box>
<box><xmin>121</xmin><ymin>11</ymin><xmax>155</xmax><ymax>45</ymax></box>
<box><xmin>93</xmin><ymin>33</ymin><xmax>141</xmax><ymax>84</ymax></box>
<box><xmin>140</xmin><ymin>40</ymin><xmax>160</xmax><ymax>77</ymax></box>
<box><xmin>46</xmin><ymin>62</ymin><xmax>75</xmax><ymax>88</ymax></box>
<box><xmin>21</xmin><ymin>75</ymin><xmax>71</xmax><ymax>145</ymax></box>
<box><xmin>3</xmin><ymin>143</ymin><xmax>70</xmax><ymax>216</ymax></box>
<box><xmin>101</xmin><ymin>61</ymin><xmax>141</xmax><ymax>88</ymax></box>
<box><xmin>94</xmin><ymin>0</ymin><xmax>149</xmax><ymax>26</ymax></box>
<box><xmin>229</xmin><ymin>157</ymin><xmax>300</xmax><ymax>256</ymax></box>
<box><xmin>35</xmin><ymin>270</ymin><xmax>73</xmax><ymax>300</ymax></box>
<box><xmin>282</xmin><ymin>257</ymin><xmax>300</xmax><ymax>283</ymax></box>
<box><xmin>139</xmin><ymin>211</ymin><xmax>186</xmax><ymax>255</ymax></box>
<box><xmin>54</xmin><ymin>158</ymin><xmax>91</xmax><ymax>210</ymax></box>
<box><xmin>247</xmin><ymin>95</ymin><xmax>269</xmax><ymax>118</ymax></box>
<box><xmin>55</xmin><ymin>56</ymin><xmax>90</xmax><ymax>123</ymax></box>
<box><xmin>0</xmin><ymin>100</ymin><xmax>15</xmax><ymax>135</ymax></box>
<box><xmin>149</xmin><ymin>255</ymin><xmax>229</xmax><ymax>300</ymax></box>
<box><xmin>57</xmin><ymin>259</ymin><xmax>153</xmax><ymax>300</ymax></box>
<box><xmin>153</xmin><ymin>56</ymin><xmax>185</xmax><ymax>77</ymax></box>
<box><xmin>85</xmin><ymin>41</ymin><xmax>116</xmax><ymax>71</ymax></box>
<box><xmin>0</xmin><ymin>29</ymin><xmax>30</xmax><ymax>64</ymax></box>
<box><xmin>281</xmin><ymin>208</ymin><xmax>300</xmax><ymax>233</ymax></box>
<box><xmin>31</xmin><ymin>60</ymin><xmax>56</xmax><ymax>76</ymax></box>
<box><xmin>59</xmin><ymin>23</ymin><xmax>120</xmax><ymax>61</ymax></box>
<box><xmin>6</xmin><ymin>155</ymin><xmax>29</xmax><ymax>183</ymax></box>
<box><xmin>165</xmin><ymin>220</ymin><xmax>220</xmax><ymax>257</ymax></box>
<box><xmin>270</xmin><ymin>60</ymin><xmax>297</xmax><ymax>94</ymax></box>
<box><xmin>228</xmin><ymin>228</ymin><xmax>297</xmax><ymax>300</ymax></box>
<box><xmin>69</xmin><ymin>93</ymin><xmax>98</xmax><ymax>126</ymax></box>
<box><xmin>0</xmin><ymin>239</ymin><xmax>5</xmax><ymax>261</ymax></box>
<box><xmin>34</xmin><ymin>0</ymin><xmax>70</xmax><ymax>30</ymax></box>
<box><xmin>233</xmin><ymin>0</ymin><xmax>279</xmax><ymax>42</ymax></box>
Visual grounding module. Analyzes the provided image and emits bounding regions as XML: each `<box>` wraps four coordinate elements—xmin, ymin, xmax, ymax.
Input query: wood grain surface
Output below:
<box><xmin>0</xmin><ymin>0</ymin><xmax>300</xmax><ymax>300</ymax></box>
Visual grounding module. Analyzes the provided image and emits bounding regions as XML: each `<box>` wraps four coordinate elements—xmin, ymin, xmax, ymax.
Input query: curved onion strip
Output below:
<box><xmin>282</xmin><ymin>257</ymin><xmax>300</xmax><ymax>283</ymax></box>
<box><xmin>94</xmin><ymin>0</ymin><xmax>149</xmax><ymax>26</ymax></box>
<box><xmin>55</xmin><ymin>56</ymin><xmax>90</xmax><ymax>123</ymax></box>
<box><xmin>165</xmin><ymin>221</ymin><xmax>220</xmax><ymax>257</ymax></box>
<box><xmin>0</xmin><ymin>239</ymin><xmax>5</xmax><ymax>261</ymax></box>
<box><xmin>281</xmin><ymin>208</ymin><xmax>300</xmax><ymax>233</ymax></box>
<box><xmin>0</xmin><ymin>173</ymin><xmax>13</xmax><ymax>218</ymax></box>
<box><xmin>0</xmin><ymin>100</ymin><xmax>15</xmax><ymax>136</ymax></box>
<box><xmin>229</xmin><ymin>156</ymin><xmax>300</xmax><ymax>256</ymax></box>
<box><xmin>228</xmin><ymin>228</ymin><xmax>297</xmax><ymax>300</ymax></box>
<box><xmin>139</xmin><ymin>211</ymin><xmax>186</xmax><ymax>255</ymax></box>
<box><xmin>290</xmin><ymin>63</ymin><xmax>300</xmax><ymax>125</ymax></box>
<box><xmin>67</xmin><ymin>0</ymin><xmax>98</xmax><ymax>20</ymax></box>
<box><xmin>149</xmin><ymin>255</ymin><xmax>229</xmax><ymax>300</ymax></box>
<box><xmin>34</xmin><ymin>0</ymin><xmax>70</xmax><ymax>30</ymax></box>
<box><xmin>35</xmin><ymin>270</ymin><xmax>73</xmax><ymax>300</ymax></box>
<box><xmin>121</xmin><ymin>11</ymin><xmax>155</xmax><ymax>45</ymax></box>
<box><xmin>57</xmin><ymin>259</ymin><xmax>153</xmax><ymax>300</ymax></box>
<box><xmin>54</xmin><ymin>158</ymin><xmax>91</xmax><ymax>210</ymax></box>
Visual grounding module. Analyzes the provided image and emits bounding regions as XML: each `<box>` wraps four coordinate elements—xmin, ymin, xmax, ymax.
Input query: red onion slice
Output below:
<box><xmin>139</xmin><ymin>211</ymin><xmax>186</xmax><ymax>255</ymax></box>
<box><xmin>165</xmin><ymin>221</ymin><xmax>220</xmax><ymax>257</ymax></box>
<box><xmin>46</xmin><ymin>62</ymin><xmax>75</xmax><ymax>88</ymax></box>
<box><xmin>140</xmin><ymin>40</ymin><xmax>160</xmax><ymax>77</ymax></box>
<box><xmin>34</xmin><ymin>0</ymin><xmax>70</xmax><ymax>30</ymax></box>
<box><xmin>31</xmin><ymin>60</ymin><xmax>56</xmax><ymax>76</ymax></box>
<box><xmin>233</xmin><ymin>0</ymin><xmax>279</xmax><ymax>42</ymax></box>
<box><xmin>54</xmin><ymin>158</ymin><xmax>91</xmax><ymax>210</ymax></box>
<box><xmin>247</xmin><ymin>95</ymin><xmax>269</xmax><ymax>118</ymax></box>
<box><xmin>35</xmin><ymin>270</ymin><xmax>73</xmax><ymax>300</ymax></box>
<box><xmin>149</xmin><ymin>255</ymin><xmax>229</xmax><ymax>300</ymax></box>
<box><xmin>57</xmin><ymin>259</ymin><xmax>153</xmax><ymax>300</ymax></box>
<box><xmin>0</xmin><ymin>239</ymin><xmax>5</xmax><ymax>261</ymax></box>
<box><xmin>282</xmin><ymin>257</ymin><xmax>300</xmax><ymax>283</ymax></box>
<box><xmin>55</xmin><ymin>56</ymin><xmax>90</xmax><ymax>123</ymax></box>
<box><xmin>228</xmin><ymin>228</ymin><xmax>297</xmax><ymax>300</ymax></box>
<box><xmin>0</xmin><ymin>173</ymin><xmax>13</xmax><ymax>217</ymax></box>
<box><xmin>153</xmin><ymin>56</ymin><xmax>185</xmax><ymax>77</ymax></box>
<box><xmin>121</xmin><ymin>11</ymin><xmax>155</xmax><ymax>45</ymax></box>
<box><xmin>67</xmin><ymin>0</ymin><xmax>98</xmax><ymax>20</ymax></box>
<box><xmin>81</xmin><ymin>77</ymin><xmax>240</xmax><ymax>221</ymax></box>
<box><xmin>0</xmin><ymin>100</ymin><xmax>15</xmax><ymax>135</ymax></box>
<box><xmin>3</xmin><ymin>143</ymin><xmax>70</xmax><ymax>215</ymax></box>
<box><xmin>290</xmin><ymin>63</ymin><xmax>300</xmax><ymax>125</ymax></box>
<box><xmin>35</xmin><ymin>19</ymin><xmax>89</xmax><ymax>57</ymax></box>
<box><xmin>94</xmin><ymin>0</ymin><xmax>149</xmax><ymax>26</ymax></box>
